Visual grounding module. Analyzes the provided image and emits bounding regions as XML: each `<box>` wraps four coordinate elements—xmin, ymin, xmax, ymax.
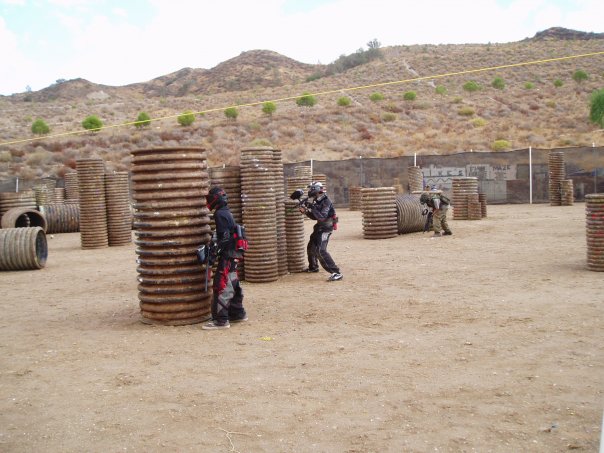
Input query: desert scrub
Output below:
<box><xmin>177</xmin><ymin>111</ymin><xmax>195</xmax><ymax>126</ymax></box>
<box><xmin>524</xmin><ymin>82</ymin><xmax>534</xmax><ymax>89</ymax></box>
<box><xmin>491</xmin><ymin>139</ymin><xmax>511</xmax><ymax>151</ymax></box>
<box><xmin>471</xmin><ymin>117</ymin><xmax>487</xmax><ymax>127</ymax></box>
<box><xmin>135</xmin><ymin>112</ymin><xmax>151</xmax><ymax>128</ymax></box>
<box><xmin>382</xmin><ymin>113</ymin><xmax>396</xmax><ymax>122</ymax></box>
<box><xmin>369</xmin><ymin>92</ymin><xmax>384</xmax><ymax>102</ymax></box>
<box><xmin>553</xmin><ymin>79</ymin><xmax>564</xmax><ymax>87</ymax></box>
<box><xmin>451</xmin><ymin>97</ymin><xmax>463</xmax><ymax>104</ymax></box>
<box><xmin>403</xmin><ymin>91</ymin><xmax>416</xmax><ymax>101</ymax></box>
<box><xmin>82</xmin><ymin>115</ymin><xmax>103</xmax><ymax>131</ymax></box>
<box><xmin>491</xmin><ymin>77</ymin><xmax>505</xmax><ymax>89</ymax></box>
<box><xmin>462</xmin><ymin>81</ymin><xmax>481</xmax><ymax>93</ymax></box>
<box><xmin>458</xmin><ymin>106</ymin><xmax>475</xmax><ymax>116</ymax></box>
<box><xmin>435</xmin><ymin>85</ymin><xmax>447</xmax><ymax>95</ymax></box>
<box><xmin>31</xmin><ymin>118</ymin><xmax>50</xmax><ymax>135</ymax></box>
<box><xmin>262</xmin><ymin>101</ymin><xmax>276</xmax><ymax>115</ymax></box>
<box><xmin>337</xmin><ymin>97</ymin><xmax>351</xmax><ymax>107</ymax></box>
<box><xmin>296</xmin><ymin>92</ymin><xmax>317</xmax><ymax>107</ymax></box>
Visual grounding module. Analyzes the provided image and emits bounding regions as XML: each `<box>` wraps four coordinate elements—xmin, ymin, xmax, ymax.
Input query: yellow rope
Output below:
<box><xmin>1</xmin><ymin>50</ymin><xmax>602</xmax><ymax>147</ymax></box>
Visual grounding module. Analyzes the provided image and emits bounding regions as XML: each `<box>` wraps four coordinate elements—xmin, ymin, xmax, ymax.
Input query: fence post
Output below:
<box><xmin>594</xmin><ymin>143</ymin><xmax>598</xmax><ymax>194</ymax></box>
<box><xmin>529</xmin><ymin>146</ymin><xmax>533</xmax><ymax>204</ymax></box>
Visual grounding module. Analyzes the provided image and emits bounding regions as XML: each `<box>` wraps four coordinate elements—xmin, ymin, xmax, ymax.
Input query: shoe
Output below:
<box><xmin>201</xmin><ymin>320</ymin><xmax>230</xmax><ymax>330</ymax></box>
<box><xmin>433</xmin><ymin>232</ymin><xmax>442</xmax><ymax>237</ymax></box>
<box><xmin>229</xmin><ymin>316</ymin><xmax>248</xmax><ymax>323</ymax></box>
<box><xmin>304</xmin><ymin>268</ymin><xmax>320</xmax><ymax>273</ymax></box>
<box><xmin>328</xmin><ymin>272</ymin><xmax>343</xmax><ymax>281</ymax></box>
<box><xmin>443</xmin><ymin>231</ymin><xmax>452</xmax><ymax>236</ymax></box>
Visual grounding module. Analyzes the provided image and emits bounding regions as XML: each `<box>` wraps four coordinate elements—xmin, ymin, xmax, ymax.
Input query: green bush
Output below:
<box><xmin>82</xmin><ymin>115</ymin><xmax>103</xmax><ymax>131</ymax></box>
<box><xmin>435</xmin><ymin>85</ymin><xmax>447</xmax><ymax>95</ymax></box>
<box><xmin>491</xmin><ymin>139</ymin><xmax>511</xmax><ymax>151</ymax></box>
<box><xmin>381</xmin><ymin>112</ymin><xmax>396</xmax><ymax>122</ymax></box>
<box><xmin>403</xmin><ymin>91</ymin><xmax>416</xmax><ymax>101</ymax></box>
<box><xmin>451</xmin><ymin>96</ymin><xmax>463</xmax><ymax>104</ymax></box>
<box><xmin>337</xmin><ymin>97</ymin><xmax>351</xmax><ymax>107</ymax></box>
<box><xmin>573</xmin><ymin>70</ymin><xmax>588</xmax><ymax>83</ymax></box>
<box><xmin>462</xmin><ymin>81</ymin><xmax>481</xmax><ymax>93</ymax></box>
<box><xmin>177</xmin><ymin>110</ymin><xmax>195</xmax><ymax>126</ymax></box>
<box><xmin>524</xmin><ymin>82</ymin><xmax>534</xmax><ymax>89</ymax></box>
<box><xmin>589</xmin><ymin>88</ymin><xmax>604</xmax><ymax>127</ymax></box>
<box><xmin>249</xmin><ymin>138</ymin><xmax>273</xmax><ymax>147</ymax></box>
<box><xmin>458</xmin><ymin>106</ymin><xmax>475</xmax><ymax>116</ymax></box>
<box><xmin>491</xmin><ymin>77</ymin><xmax>505</xmax><ymax>90</ymax></box>
<box><xmin>369</xmin><ymin>92</ymin><xmax>384</xmax><ymax>102</ymax></box>
<box><xmin>262</xmin><ymin>102</ymin><xmax>276</xmax><ymax>116</ymax></box>
<box><xmin>135</xmin><ymin>112</ymin><xmax>151</xmax><ymax>128</ymax></box>
<box><xmin>224</xmin><ymin>107</ymin><xmax>239</xmax><ymax>120</ymax></box>
<box><xmin>554</xmin><ymin>79</ymin><xmax>564</xmax><ymax>88</ymax></box>
<box><xmin>31</xmin><ymin>118</ymin><xmax>50</xmax><ymax>135</ymax></box>
<box><xmin>471</xmin><ymin>117</ymin><xmax>487</xmax><ymax>127</ymax></box>
<box><xmin>296</xmin><ymin>92</ymin><xmax>317</xmax><ymax>107</ymax></box>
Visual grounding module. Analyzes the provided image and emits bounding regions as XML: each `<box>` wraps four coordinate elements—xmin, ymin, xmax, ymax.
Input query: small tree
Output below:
<box><xmin>31</xmin><ymin>118</ymin><xmax>50</xmax><ymax>135</ymax></box>
<box><xmin>82</xmin><ymin>115</ymin><xmax>103</xmax><ymax>132</ymax></box>
<box><xmin>573</xmin><ymin>70</ymin><xmax>588</xmax><ymax>83</ymax></box>
<box><xmin>296</xmin><ymin>92</ymin><xmax>317</xmax><ymax>107</ymax></box>
<box><xmin>403</xmin><ymin>91</ymin><xmax>416</xmax><ymax>101</ymax></box>
<box><xmin>462</xmin><ymin>81</ymin><xmax>481</xmax><ymax>93</ymax></box>
<box><xmin>224</xmin><ymin>107</ymin><xmax>239</xmax><ymax>120</ymax></box>
<box><xmin>589</xmin><ymin>88</ymin><xmax>604</xmax><ymax>128</ymax></box>
<box><xmin>554</xmin><ymin>79</ymin><xmax>564</xmax><ymax>88</ymax></box>
<box><xmin>491</xmin><ymin>77</ymin><xmax>505</xmax><ymax>90</ymax></box>
<box><xmin>435</xmin><ymin>85</ymin><xmax>447</xmax><ymax>95</ymax></box>
<box><xmin>337</xmin><ymin>97</ymin><xmax>351</xmax><ymax>107</ymax></box>
<box><xmin>177</xmin><ymin>110</ymin><xmax>195</xmax><ymax>126</ymax></box>
<box><xmin>135</xmin><ymin>112</ymin><xmax>151</xmax><ymax>128</ymax></box>
<box><xmin>262</xmin><ymin>101</ymin><xmax>276</xmax><ymax>116</ymax></box>
<box><xmin>369</xmin><ymin>92</ymin><xmax>384</xmax><ymax>102</ymax></box>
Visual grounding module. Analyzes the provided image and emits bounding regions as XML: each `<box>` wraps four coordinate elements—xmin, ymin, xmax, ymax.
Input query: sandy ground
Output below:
<box><xmin>0</xmin><ymin>203</ymin><xmax>603</xmax><ymax>452</ymax></box>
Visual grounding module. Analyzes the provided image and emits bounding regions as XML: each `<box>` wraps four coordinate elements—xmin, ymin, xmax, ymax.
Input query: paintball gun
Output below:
<box><xmin>290</xmin><ymin>189</ymin><xmax>312</xmax><ymax>209</ymax></box>
<box><xmin>196</xmin><ymin>238</ymin><xmax>217</xmax><ymax>292</ymax></box>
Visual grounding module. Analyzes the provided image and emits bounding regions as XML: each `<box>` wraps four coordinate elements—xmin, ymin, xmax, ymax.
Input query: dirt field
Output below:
<box><xmin>1</xmin><ymin>203</ymin><xmax>602</xmax><ymax>452</ymax></box>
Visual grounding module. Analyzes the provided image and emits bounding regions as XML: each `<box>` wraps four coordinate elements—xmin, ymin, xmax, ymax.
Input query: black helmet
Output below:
<box><xmin>419</xmin><ymin>193</ymin><xmax>430</xmax><ymax>204</ymax></box>
<box><xmin>307</xmin><ymin>181</ymin><xmax>325</xmax><ymax>198</ymax></box>
<box><xmin>206</xmin><ymin>186</ymin><xmax>228</xmax><ymax>210</ymax></box>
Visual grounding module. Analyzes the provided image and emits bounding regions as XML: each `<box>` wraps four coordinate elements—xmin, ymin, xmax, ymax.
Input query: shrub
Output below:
<box><xmin>262</xmin><ymin>101</ymin><xmax>276</xmax><ymax>116</ymax></box>
<box><xmin>546</xmin><ymin>100</ymin><xmax>556</xmax><ymax>108</ymax></box>
<box><xmin>491</xmin><ymin>139</ymin><xmax>511</xmax><ymax>151</ymax></box>
<box><xmin>382</xmin><ymin>113</ymin><xmax>396</xmax><ymax>122</ymax></box>
<box><xmin>554</xmin><ymin>79</ymin><xmax>564</xmax><ymax>87</ymax></box>
<box><xmin>403</xmin><ymin>91</ymin><xmax>416</xmax><ymax>101</ymax></box>
<box><xmin>296</xmin><ymin>92</ymin><xmax>317</xmax><ymax>107</ymax></box>
<box><xmin>249</xmin><ymin>138</ymin><xmax>273</xmax><ymax>147</ymax></box>
<box><xmin>31</xmin><ymin>118</ymin><xmax>50</xmax><ymax>135</ymax></box>
<box><xmin>471</xmin><ymin>117</ymin><xmax>487</xmax><ymax>127</ymax></box>
<box><xmin>435</xmin><ymin>85</ymin><xmax>447</xmax><ymax>95</ymax></box>
<box><xmin>177</xmin><ymin>110</ymin><xmax>195</xmax><ymax>126</ymax></box>
<box><xmin>491</xmin><ymin>77</ymin><xmax>505</xmax><ymax>90</ymax></box>
<box><xmin>452</xmin><ymin>96</ymin><xmax>463</xmax><ymax>104</ymax></box>
<box><xmin>224</xmin><ymin>107</ymin><xmax>239</xmax><ymax>120</ymax></box>
<box><xmin>589</xmin><ymin>88</ymin><xmax>604</xmax><ymax>127</ymax></box>
<box><xmin>458</xmin><ymin>106</ymin><xmax>475</xmax><ymax>116</ymax></box>
<box><xmin>135</xmin><ymin>112</ymin><xmax>151</xmax><ymax>128</ymax></box>
<box><xmin>369</xmin><ymin>92</ymin><xmax>384</xmax><ymax>102</ymax></box>
<box><xmin>462</xmin><ymin>81</ymin><xmax>481</xmax><ymax>93</ymax></box>
<box><xmin>82</xmin><ymin>115</ymin><xmax>103</xmax><ymax>132</ymax></box>
<box><xmin>524</xmin><ymin>82</ymin><xmax>534</xmax><ymax>89</ymax></box>
<box><xmin>573</xmin><ymin>70</ymin><xmax>588</xmax><ymax>83</ymax></box>
<box><xmin>337</xmin><ymin>97</ymin><xmax>351</xmax><ymax>107</ymax></box>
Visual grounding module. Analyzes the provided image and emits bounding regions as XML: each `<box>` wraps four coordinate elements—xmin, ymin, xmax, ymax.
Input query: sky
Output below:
<box><xmin>0</xmin><ymin>0</ymin><xmax>602</xmax><ymax>96</ymax></box>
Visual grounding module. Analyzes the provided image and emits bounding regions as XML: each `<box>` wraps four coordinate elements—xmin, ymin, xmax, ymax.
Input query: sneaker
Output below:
<box><xmin>328</xmin><ymin>272</ymin><xmax>343</xmax><ymax>281</ymax></box>
<box><xmin>304</xmin><ymin>268</ymin><xmax>320</xmax><ymax>273</ymax></box>
<box><xmin>229</xmin><ymin>316</ymin><xmax>248</xmax><ymax>323</ymax></box>
<box><xmin>443</xmin><ymin>231</ymin><xmax>453</xmax><ymax>236</ymax></box>
<box><xmin>201</xmin><ymin>320</ymin><xmax>230</xmax><ymax>330</ymax></box>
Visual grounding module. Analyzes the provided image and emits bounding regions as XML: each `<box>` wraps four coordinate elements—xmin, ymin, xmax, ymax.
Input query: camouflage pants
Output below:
<box><xmin>433</xmin><ymin>207</ymin><xmax>451</xmax><ymax>234</ymax></box>
<box><xmin>212</xmin><ymin>256</ymin><xmax>245</xmax><ymax>324</ymax></box>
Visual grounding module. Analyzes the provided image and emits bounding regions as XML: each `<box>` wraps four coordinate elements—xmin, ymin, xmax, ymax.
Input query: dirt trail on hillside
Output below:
<box><xmin>0</xmin><ymin>204</ymin><xmax>602</xmax><ymax>452</ymax></box>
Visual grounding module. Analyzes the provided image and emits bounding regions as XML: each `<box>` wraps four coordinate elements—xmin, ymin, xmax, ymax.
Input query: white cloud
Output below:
<box><xmin>0</xmin><ymin>16</ymin><xmax>37</xmax><ymax>94</ymax></box>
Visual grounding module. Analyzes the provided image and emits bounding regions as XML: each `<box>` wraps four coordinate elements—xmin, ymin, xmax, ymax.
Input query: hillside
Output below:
<box><xmin>0</xmin><ymin>28</ymin><xmax>603</xmax><ymax>180</ymax></box>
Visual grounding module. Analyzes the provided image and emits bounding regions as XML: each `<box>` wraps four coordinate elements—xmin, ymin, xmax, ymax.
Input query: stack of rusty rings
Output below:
<box><xmin>0</xmin><ymin>191</ymin><xmax>36</xmax><ymax>224</ymax></box>
<box><xmin>64</xmin><ymin>171</ymin><xmax>80</xmax><ymax>203</ymax></box>
<box><xmin>105</xmin><ymin>172</ymin><xmax>132</xmax><ymax>246</ymax></box>
<box><xmin>272</xmin><ymin>149</ymin><xmax>288</xmax><ymax>276</ymax></box>
<box><xmin>209</xmin><ymin>166</ymin><xmax>242</xmax><ymax>224</ymax></box>
<box><xmin>478</xmin><ymin>193</ymin><xmax>488</xmax><ymax>218</ymax></box>
<box><xmin>408</xmin><ymin>166</ymin><xmax>424</xmax><ymax>193</ymax></box>
<box><xmin>76</xmin><ymin>158</ymin><xmax>109</xmax><ymax>249</ymax></box>
<box><xmin>40</xmin><ymin>203</ymin><xmax>80</xmax><ymax>234</ymax></box>
<box><xmin>286</xmin><ymin>176</ymin><xmax>312</xmax><ymax>198</ymax></box>
<box><xmin>548</xmin><ymin>150</ymin><xmax>565</xmax><ymax>206</ymax></box>
<box><xmin>586</xmin><ymin>193</ymin><xmax>604</xmax><ymax>272</ymax></box>
<box><xmin>394</xmin><ymin>194</ymin><xmax>425</xmax><ymax>234</ymax></box>
<box><xmin>348</xmin><ymin>187</ymin><xmax>363</xmax><ymax>210</ymax></box>
<box><xmin>131</xmin><ymin>147</ymin><xmax>212</xmax><ymax>325</ymax></box>
<box><xmin>560</xmin><ymin>179</ymin><xmax>574</xmax><ymax>206</ymax></box>
<box><xmin>361</xmin><ymin>187</ymin><xmax>398</xmax><ymax>239</ymax></box>
<box><xmin>0</xmin><ymin>227</ymin><xmax>48</xmax><ymax>271</ymax></box>
<box><xmin>452</xmin><ymin>177</ymin><xmax>478</xmax><ymax>220</ymax></box>
<box><xmin>0</xmin><ymin>207</ymin><xmax>47</xmax><ymax>231</ymax></box>
<box><xmin>285</xmin><ymin>199</ymin><xmax>306</xmax><ymax>272</ymax></box>
<box><xmin>240</xmin><ymin>147</ymin><xmax>279</xmax><ymax>283</ymax></box>
<box><xmin>294</xmin><ymin>165</ymin><xmax>313</xmax><ymax>179</ymax></box>
<box><xmin>467</xmin><ymin>193</ymin><xmax>482</xmax><ymax>220</ymax></box>
<box><xmin>52</xmin><ymin>188</ymin><xmax>65</xmax><ymax>203</ymax></box>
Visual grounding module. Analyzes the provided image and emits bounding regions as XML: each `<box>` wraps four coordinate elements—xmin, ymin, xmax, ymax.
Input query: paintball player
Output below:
<box><xmin>300</xmin><ymin>181</ymin><xmax>343</xmax><ymax>281</ymax></box>
<box><xmin>202</xmin><ymin>187</ymin><xmax>248</xmax><ymax>330</ymax></box>
<box><xmin>420</xmin><ymin>191</ymin><xmax>453</xmax><ymax>237</ymax></box>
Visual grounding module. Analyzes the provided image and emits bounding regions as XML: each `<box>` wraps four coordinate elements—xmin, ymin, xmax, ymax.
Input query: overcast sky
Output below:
<box><xmin>0</xmin><ymin>0</ymin><xmax>602</xmax><ymax>96</ymax></box>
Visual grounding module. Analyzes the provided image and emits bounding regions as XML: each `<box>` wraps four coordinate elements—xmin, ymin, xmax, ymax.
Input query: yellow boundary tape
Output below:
<box><xmin>1</xmin><ymin>50</ymin><xmax>603</xmax><ymax>147</ymax></box>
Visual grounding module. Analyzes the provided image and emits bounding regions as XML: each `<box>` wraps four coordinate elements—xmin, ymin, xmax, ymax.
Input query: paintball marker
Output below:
<box><xmin>196</xmin><ymin>239</ymin><xmax>217</xmax><ymax>292</ymax></box>
<box><xmin>290</xmin><ymin>189</ymin><xmax>312</xmax><ymax>209</ymax></box>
